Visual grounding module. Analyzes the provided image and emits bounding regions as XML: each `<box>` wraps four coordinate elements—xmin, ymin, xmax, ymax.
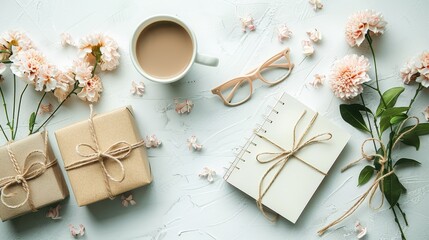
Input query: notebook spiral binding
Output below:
<box><xmin>223</xmin><ymin>96</ymin><xmax>285</xmax><ymax>180</ymax></box>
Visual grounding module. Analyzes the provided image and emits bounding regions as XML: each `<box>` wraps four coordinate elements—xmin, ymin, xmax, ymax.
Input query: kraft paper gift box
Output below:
<box><xmin>55</xmin><ymin>106</ymin><xmax>152</xmax><ymax>206</ymax></box>
<box><xmin>224</xmin><ymin>93</ymin><xmax>351</xmax><ymax>223</ymax></box>
<box><xmin>0</xmin><ymin>131</ymin><xmax>69</xmax><ymax>221</ymax></box>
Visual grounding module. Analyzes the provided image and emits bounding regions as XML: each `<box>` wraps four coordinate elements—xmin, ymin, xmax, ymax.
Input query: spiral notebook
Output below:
<box><xmin>224</xmin><ymin>93</ymin><xmax>350</xmax><ymax>223</ymax></box>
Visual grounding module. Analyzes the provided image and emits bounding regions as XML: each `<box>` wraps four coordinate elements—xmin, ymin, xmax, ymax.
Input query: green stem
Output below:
<box><xmin>0</xmin><ymin>50</ymin><xmax>11</xmax><ymax>54</ymax></box>
<box><xmin>0</xmin><ymin>124</ymin><xmax>9</xmax><ymax>141</ymax></box>
<box><xmin>12</xmin><ymin>84</ymin><xmax>28</xmax><ymax>140</ymax></box>
<box><xmin>360</xmin><ymin>94</ymin><xmax>378</xmax><ymax>151</ymax></box>
<box><xmin>392</xmin><ymin>206</ymin><xmax>406</xmax><ymax>240</ymax></box>
<box><xmin>406</xmin><ymin>84</ymin><xmax>423</xmax><ymax>115</ymax></box>
<box><xmin>366</xmin><ymin>35</ymin><xmax>389</xmax><ymax>108</ymax></box>
<box><xmin>363</xmin><ymin>83</ymin><xmax>378</xmax><ymax>91</ymax></box>
<box><xmin>33</xmin><ymin>84</ymin><xmax>79</xmax><ymax>133</ymax></box>
<box><xmin>0</xmin><ymin>60</ymin><xmax>12</xmax><ymax>64</ymax></box>
<box><xmin>29</xmin><ymin>91</ymin><xmax>47</xmax><ymax>134</ymax></box>
<box><xmin>11</xmin><ymin>75</ymin><xmax>16</xmax><ymax>133</ymax></box>
<box><xmin>0</xmin><ymin>85</ymin><xmax>12</xmax><ymax>137</ymax></box>
<box><xmin>396</xmin><ymin>203</ymin><xmax>409</xmax><ymax>226</ymax></box>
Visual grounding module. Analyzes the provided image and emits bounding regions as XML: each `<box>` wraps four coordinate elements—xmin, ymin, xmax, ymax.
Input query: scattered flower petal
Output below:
<box><xmin>39</xmin><ymin>103</ymin><xmax>53</xmax><ymax>114</ymax></box>
<box><xmin>311</xmin><ymin>74</ymin><xmax>325</xmax><ymax>88</ymax></box>
<box><xmin>175</xmin><ymin>99</ymin><xmax>193</xmax><ymax>114</ymax></box>
<box><xmin>46</xmin><ymin>204</ymin><xmax>61</xmax><ymax>220</ymax></box>
<box><xmin>0</xmin><ymin>63</ymin><xmax>6</xmax><ymax>74</ymax></box>
<box><xmin>60</xmin><ymin>33</ymin><xmax>75</xmax><ymax>47</ymax></box>
<box><xmin>424</xmin><ymin>106</ymin><xmax>429</xmax><ymax>121</ymax></box>
<box><xmin>306</xmin><ymin>28</ymin><xmax>322</xmax><ymax>42</ymax></box>
<box><xmin>121</xmin><ymin>194</ymin><xmax>136</xmax><ymax>207</ymax></box>
<box><xmin>277</xmin><ymin>24</ymin><xmax>292</xmax><ymax>42</ymax></box>
<box><xmin>240</xmin><ymin>16</ymin><xmax>256</xmax><ymax>32</ymax></box>
<box><xmin>69</xmin><ymin>224</ymin><xmax>85</xmax><ymax>238</ymax></box>
<box><xmin>187</xmin><ymin>136</ymin><xmax>203</xmax><ymax>151</ymax></box>
<box><xmin>302</xmin><ymin>40</ymin><xmax>315</xmax><ymax>56</ymax></box>
<box><xmin>145</xmin><ymin>134</ymin><xmax>162</xmax><ymax>148</ymax></box>
<box><xmin>345</xmin><ymin>10</ymin><xmax>387</xmax><ymax>47</ymax></box>
<box><xmin>309</xmin><ymin>0</ymin><xmax>323</xmax><ymax>11</ymax></box>
<box><xmin>199</xmin><ymin>167</ymin><xmax>216</xmax><ymax>183</ymax></box>
<box><xmin>355</xmin><ymin>221</ymin><xmax>367</xmax><ymax>239</ymax></box>
<box><xmin>130</xmin><ymin>80</ymin><xmax>145</xmax><ymax>96</ymax></box>
<box><xmin>329</xmin><ymin>54</ymin><xmax>371</xmax><ymax>100</ymax></box>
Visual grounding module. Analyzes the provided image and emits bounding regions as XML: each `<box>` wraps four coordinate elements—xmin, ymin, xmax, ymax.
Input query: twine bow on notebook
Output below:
<box><xmin>0</xmin><ymin>131</ymin><xmax>56</xmax><ymax>210</ymax></box>
<box><xmin>255</xmin><ymin>111</ymin><xmax>332</xmax><ymax>221</ymax></box>
<box><xmin>64</xmin><ymin>105</ymin><xmax>145</xmax><ymax>199</ymax></box>
<box><xmin>318</xmin><ymin>117</ymin><xmax>419</xmax><ymax>235</ymax></box>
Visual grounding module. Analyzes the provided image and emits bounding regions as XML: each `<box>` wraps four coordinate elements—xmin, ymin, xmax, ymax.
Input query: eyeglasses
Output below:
<box><xmin>211</xmin><ymin>47</ymin><xmax>294</xmax><ymax>106</ymax></box>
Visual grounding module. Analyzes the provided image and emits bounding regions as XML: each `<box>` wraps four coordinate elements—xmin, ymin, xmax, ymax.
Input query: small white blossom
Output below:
<box><xmin>199</xmin><ymin>167</ymin><xmax>216</xmax><ymax>183</ymax></box>
<box><xmin>130</xmin><ymin>80</ymin><xmax>145</xmax><ymax>96</ymax></box>
<box><xmin>187</xmin><ymin>136</ymin><xmax>202</xmax><ymax>151</ymax></box>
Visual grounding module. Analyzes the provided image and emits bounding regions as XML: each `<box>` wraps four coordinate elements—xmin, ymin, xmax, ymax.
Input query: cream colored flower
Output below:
<box><xmin>145</xmin><ymin>134</ymin><xmax>161</xmax><ymax>148</ymax></box>
<box><xmin>330</xmin><ymin>54</ymin><xmax>371</xmax><ymax>100</ymax></box>
<box><xmin>311</xmin><ymin>74</ymin><xmax>325</xmax><ymax>88</ymax></box>
<box><xmin>400</xmin><ymin>58</ymin><xmax>420</xmax><ymax>85</ymax></box>
<box><xmin>60</xmin><ymin>32</ymin><xmax>75</xmax><ymax>47</ymax></box>
<box><xmin>302</xmin><ymin>40</ymin><xmax>314</xmax><ymax>56</ymax></box>
<box><xmin>309</xmin><ymin>0</ymin><xmax>323</xmax><ymax>11</ymax></box>
<box><xmin>240</xmin><ymin>16</ymin><xmax>256</xmax><ymax>32</ymax></box>
<box><xmin>77</xmin><ymin>75</ymin><xmax>103</xmax><ymax>102</ymax></box>
<box><xmin>78</xmin><ymin>33</ymin><xmax>120</xmax><ymax>71</ymax></box>
<box><xmin>199</xmin><ymin>167</ymin><xmax>216</xmax><ymax>183</ymax></box>
<box><xmin>277</xmin><ymin>24</ymin><xmax>292</xmax><ymax>42</ymax></box>
<box><xmin>345</xmin><ymin>10</ymin><xmax>386</xmax><ymax>47</ymax></box>
<box><xmin>130</xmin><ymin>80</ymin><xmax>145</xmax><ymax>96</ymax></box>
<box><xmin>307</xmin><ymin>28</ymin><xmax>322</xmax><ymax>42</ymax></box>
<box><xmin>187</xmin><ymin>135</ymin><xmax>202</xmax><ymax>151</ymax></box>
<box><xmin>416</xmin><ymin>51</ymin><xmax>429</xmax><ymax>88</ymax></box>
<box><xmin>0</xmin><ymin>30</ymin><xmax>33</xmax><ymax>57</ymax></box>
<box><xmin>39</xmin><ymin>103</ymin><xmax>53</xmax><ymax>114</ymax></box>
<box><xmin>70</xmin><ymin>59</ymin><xmax>93</xmax><ymax>84</ymax></box>
<box><xmin>54</xmin><ymin>70</ymin><xmax>75</xmax><ymax>102</ymax></box>
<box><xmin>10</xmin><ymin>49</ymin><xmax>46</xmax><ymax>84</ymax></box>
<box><xmin>35</xmin><ymin>64</ymin><xmax>58</xmax><ymax>92</ymax></box>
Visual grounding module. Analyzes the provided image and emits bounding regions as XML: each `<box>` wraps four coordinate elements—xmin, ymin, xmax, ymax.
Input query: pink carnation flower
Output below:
<box><xmin>329</xmin><ymin>54</ymin><xmax>371</xmax><ymax>100</ymax></box>
<box><xmin>345</xmin><ymin>10</ymin><xmax>386</xmax><ymax>47</ymax></box>
<box><xmin>77</xmin><ymin>74</ymin><xmax>103</xmax><ymax>102</ymax></box>
<box><xmin>10</xmin><ymin>49</ymin><xmax>47</xmax><ymax>85</ymax></box>
<box><xmin>416</xmin><ymin>51</ymin><xmax>429</xmax><ymax>88</ymax></box>
<box><xmin>54</xmin><ymin>70</ymin><xmax>75</xmax><ymax>102</ymax></box>
<box><xmin>400</xmin><ymin>58</ymin><xmax>419</xmax><ymax>85</ymax></box>
<box><xmin>0</xmin><ymin>30</ymin><xmax>33</xmax><ymax>59</ymax></box>
<box><xmin>78</xmin><ymin>33</ymin><xmax>120</xmax><ymax>71</ymax></box>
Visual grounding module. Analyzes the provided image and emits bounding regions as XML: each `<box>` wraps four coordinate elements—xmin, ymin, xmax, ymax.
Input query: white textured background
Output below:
<box><xmin>1</xmin><ymin>0</ymin><xmax>429</xmax><ymax>239</ymax></box>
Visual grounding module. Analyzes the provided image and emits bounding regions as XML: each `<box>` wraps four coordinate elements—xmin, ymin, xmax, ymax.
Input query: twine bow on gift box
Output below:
<box><xmin>0</xmin><ymin>131</ymin><xmax>57</xmax><ymax>210</ymax></box>
<box><xmin>318</xmin><ymin>117</ymin><xmax>419</xmax><ymax>235</ymax></box>
<box><xmin>64</xmin><ymin>105</ymin><xmax>145</xmax><ymax>199</ymax></box>
<box><xmin>254</xmin><ymin>110</ymin><xmax>332</xmax><ymax>221</ymax></box>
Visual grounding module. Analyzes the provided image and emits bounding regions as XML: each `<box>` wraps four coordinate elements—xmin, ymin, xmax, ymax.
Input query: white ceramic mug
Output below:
<box><xmin>130</xmin><ymin>15</ymin><xmax>219</xmax><ymax>84</ymax></box>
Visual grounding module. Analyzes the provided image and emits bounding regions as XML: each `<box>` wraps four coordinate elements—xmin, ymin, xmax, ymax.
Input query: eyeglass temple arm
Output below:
<box><xmin>225</xmin><ymin>79</ymin><xmax>246</xmax><ymax>103</ymax></box>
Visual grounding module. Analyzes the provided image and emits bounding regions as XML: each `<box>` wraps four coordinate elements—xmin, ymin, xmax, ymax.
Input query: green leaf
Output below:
<box><xmin>28</xmin><ymin>112</ymin><xmax>36</xmax><ymax>132</ymax></box>
<box><xmin>380</xmin><ymin>116</ymin><xmax>391</xmax><ymax>135</ymax></box>
<box><xmin>382</xmin><ymin>172</ymin><xmax>403</xmax><ymax>207</ymax></box>
<box><xmin>390</xmin><ymin>114</ymin><xmax>408</xmax><ymax>125</ymax></box>
<box><xmin>340</xmin><ymin>104</ymin><xmax>370</xmax><ymax>133</ymax></box>
<box><xmin>401</xmin><ymin>135</ymin><xmax>420</xmax><ymax>150</ymax></box>
<box><xmin>380</xmin><ymin>107</ymin><xmax>409</xmax><ymax>117</ymax></box>
<box><xmin>376</xmin><ymin>87</ymin><xmax>405</xmax><ymax>117</ymax></box>
<box><xmin>394</xmin><ymin>158</ymin><xmax>421</xmax><ymax>168</ymax></box>
<box><xmin>400</xmin><ymin>123</ymin><xmax>429</xmax><ymax>137</ymax></box>
<box><xmin>358</xmin><ymin>165</ymin><xmax>375</xmax><ymax>186</ymax></box>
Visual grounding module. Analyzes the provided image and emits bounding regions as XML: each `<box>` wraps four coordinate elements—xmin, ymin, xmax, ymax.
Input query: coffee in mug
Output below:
<box><xmin>130</xmin><ymin>15</ymin><xmax>219</xmax><ymax>84</ymax></box>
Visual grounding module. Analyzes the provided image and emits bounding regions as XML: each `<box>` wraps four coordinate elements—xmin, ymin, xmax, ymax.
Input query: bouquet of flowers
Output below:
<box><xmin>318</xmin><ymin>10</ymin><xmax>429</xmax><ymax>240</ymax></box>
<box><xmin>0</xmin><ymin>31</ymin><xmax>119</xmax><ymax>142</ymax></box>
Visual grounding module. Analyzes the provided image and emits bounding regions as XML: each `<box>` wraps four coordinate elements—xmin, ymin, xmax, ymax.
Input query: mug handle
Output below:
<box><xmin>195</xmin><ymin>53</ymin><xmax>219</xmax><ymax>67</ymax></box>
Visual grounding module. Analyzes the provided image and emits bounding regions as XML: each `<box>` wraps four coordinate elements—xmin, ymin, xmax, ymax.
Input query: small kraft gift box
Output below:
<box><xmin>0</xmin><ymin>131</ymin><xmax>69</xmax><ymax>221</ymax></box>
<box><xmin>55</xmin><ymin>106</ymin><xmax>152</xmax><ymax>206</ymax></box>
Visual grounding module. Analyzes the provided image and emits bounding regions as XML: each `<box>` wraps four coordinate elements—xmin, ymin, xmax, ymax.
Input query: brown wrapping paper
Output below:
<box><xmin>0</xmin><ymin>131</ymin><xmax>69</xmax><ymax>221</ymax></box>
<box><xmin>54</xmin><ymin>106</ymin><xmax>152</xmax><ymax>206</ymax></box>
